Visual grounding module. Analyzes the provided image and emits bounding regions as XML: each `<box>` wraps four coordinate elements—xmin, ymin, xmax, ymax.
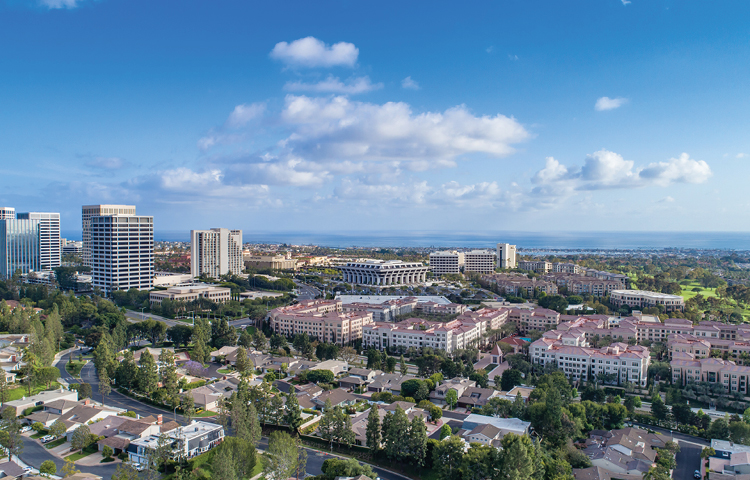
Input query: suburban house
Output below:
<box><xmin>312</xmin><ymin>388</ymin><xmax>358</xmax><ymax>409</ymax></box>
<box><xmin>3</xmin><ymin>388</ymin><xmax>78</xmax><ymax>416</ymax></box>
<box><xmin>431</xmin><ymin>378</ymin><xmax>476</xmax><ymax>405</ymax></box>
<box><xmin>367</xmin><ymin>373</ymin><xmax>418</xmax><ymax>394</ymax></box>
<box><xmin>127</xmin><ymin>421</ymin><xmax>224</xmax><ymax>464</ymax></box>
<box><xmin>459</xmin><ymin>414</ymin><xmax>531</xmax><ymax>441</ymax></box>
<box><xmin>581</xmin><ymin>428</ymin><xmax>663</xmax><ymax>477</ymax></box>
<box><xmin>497</xmin><ymin>385</ymin><xmax>536</xmax><ymax>403</ymax></box>
<box><xmin>347</xmin><ymin>368</ymin><xmax>379</xmax><ymax>382</ymax></box>
<box><xmin>310</xmin><ymin>360</ymin><xmax>349</xmax><ymax>375</ymax></box>
<box><xmin>458</xmin><ymin>387</ymin><xmax>501</xmax><ymax>408</ymax></box>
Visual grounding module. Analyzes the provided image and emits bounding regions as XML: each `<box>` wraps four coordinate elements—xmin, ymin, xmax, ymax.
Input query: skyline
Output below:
<box><xmin>2</xmin><ymin>1</ymin><xmax>750</xmax><ymax>233</ymax></box>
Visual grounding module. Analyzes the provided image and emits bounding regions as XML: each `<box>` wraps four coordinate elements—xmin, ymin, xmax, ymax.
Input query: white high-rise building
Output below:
<box><xmin>0</xmin><ymin>208</ymin><xmax>15</xmax><ymax>220</ymax></box>
<box><xmin>496</xmin><ymin>243</ymin><xmax>517</xmax><ymax>269</ymax></box>
<box><xmin>82</xmin><ymin>205</ymin><xmax>136</xmax><ymax>267</ymax></box>
<box><xmin>464</xmin><ymin>250</ymin><xmax>496</xmax><ymax>274</ymax></box>
<box><xmin>190</xmin><ymin>228</ymin><xmax>243</xmax><ymax>279</ymax></box>
<box><xmin>91</xmin><ymin>214</ymin><xmax>154</xmax><ymax>296</ymax></box>
<box><xmin>16</xmin><ymin>212</ymin><xmax>60</xmax><ymax>269</ymax></box>
<box><xmin>429</xmin><ymin>250</ymin><xmax>464</xmax><ymax>275</ymax></box>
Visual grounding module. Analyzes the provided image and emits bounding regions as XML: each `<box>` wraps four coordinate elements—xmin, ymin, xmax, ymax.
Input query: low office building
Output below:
<box><xmin>429</xmin><ymin>250</ymin><xmax>464</xmax><ymax>275</ymax></box>
<box><xmin>339</xmin><ymin>259</ymin><xmax>429</xmax><ymax>286</ymax></box>
<box><xmin>244</xmin><ymin>253</ymin><xmax>298</xmax><ymax>271</ymax></box>
<box><xmin>268</xmin><ymin>299</ymin><xmax>372</xmax><ymax>345</ymax></box>
<box><xmin>518</xmin><ymin>260</ymin><xmax>552</xmax><ymax>273</ymax></box>
<box><xmin>149</xmin><ymin>284</ymin><xmax>231</xmax><ymax>305</ymax></box>
<box><xmin>464</xmin><ymin>250</ymin><xmax>496</xmax><ymax>274</ymax></box>
<box><xmin>610</xmin><ymin>289</ymin><xmax>684</xmax><ymax>312</ymax></box>
<box><xmin>530</xmin><ymin>330</ymin><xmax>651</xmax><ymax>386</ymax></box>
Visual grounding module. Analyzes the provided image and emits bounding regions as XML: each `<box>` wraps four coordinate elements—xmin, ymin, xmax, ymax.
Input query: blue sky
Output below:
<box><xmin>1</xmin><ymin>0</ymin><xmax>749</xmax><ymax>236</ymax></box>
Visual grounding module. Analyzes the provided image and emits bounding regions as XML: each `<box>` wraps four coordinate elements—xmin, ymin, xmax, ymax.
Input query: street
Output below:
<box><xmin>674</xmin><ymin>441</ymin><xmax>701</xmax><ymax>480</ymax></box>
<box><xmin>295</xmin><ymin>281</ymin><xmax>320</xmax><ymax>301</ymax></box>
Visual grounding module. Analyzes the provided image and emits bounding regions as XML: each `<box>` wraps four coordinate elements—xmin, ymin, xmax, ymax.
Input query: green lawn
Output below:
<box><xmin>217</xmin><ymin>368</ymin><xmax>232</xmax><ymax>374</ymax></box>
<box><xmin>66</xmin><ymin>444</ymin><xmax>98</xmax><ymax>461</ymax></box>
<box><xmin>44</xmin><ymin>437</ymin><xmax>67</xmax><ymax>449</ymax></box>
<box><xmin>6</xmin><ymin>382</ymin><xmax>61</xmax><ymax>403</ymax></box>
<box><xmin>188</xmin><ymin>450</ymin><xmax>263</xmax><ymax>479</ymax></box>
<box><xmin>31</xmin><ymin>430</ymin><xmax>48</xmax><ymax>439</ymax></box>
<box><xmin>680</xmin><ymin>281</ymin><xmax>719</xmax><ymax>300</ymax></box>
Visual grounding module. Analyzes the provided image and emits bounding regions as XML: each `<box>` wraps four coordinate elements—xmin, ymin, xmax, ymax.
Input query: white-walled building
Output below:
<box><xmin>464</xmin><ymin>250</ymin><xmax>496</xmax><ymax>274</ymax></box>
<box><xmin>191</xmin><ymin>228</ymin><xmax>243</xmax><ymax>278</ymax></box>
<box><xmin>362</xmin><ymin>317</ymin><xmax>485</xmax><ymax>353</ymax></box>
<box><xmin>339</xmin><ymin>259</ymin><xmax>428</xmax><ymax>285</ymax></box>
<box><xmin>82</xmin><ymin>205</ymin><xmax>136</xmax><ymax>267</ymax></box>
<box><xmin>149</xmin><ymin>284</ymin><xmax>231</xmax><ymax>305</ymax></box>
<box><xmin>268</xmin><ymin>299</ymin><xmax>373</xmax><ymax>345</ymax></box>
<box><xmin>17</xmin><ymin>212</ymin><xmax>60</xmax><ymax>269</ymax></box>
<box><xmin>530</xmin><ymin>329</ymin><xmax>651</xmax><ymax>386</ymax></box>
<box><xmin>610</xmin><ymin>289</ymin><xmax>685</xmax><ymax>312</ymax></box>
<box><xmin>429</xmin><ymin>250</ymin><xmax>464</xmax><ymax>275</ymax></box>
<box><xmin>518</xmin><ymin>260</ymin><xmax>552</xmax><ymax>273</ymax></box>
<box><xmin>91</xmin><ymin>214</ymin><xmax>154</xmax><ymax>296</ymax></box>
<box><xmin>0</xmin><ymin>208</ymin><xmax>14</xmax><ymax>221</ymax></box>
<box><xmin>496</xmin><ymin>243</ymin><xmax>517</xmax><ymax>269</ymax></box>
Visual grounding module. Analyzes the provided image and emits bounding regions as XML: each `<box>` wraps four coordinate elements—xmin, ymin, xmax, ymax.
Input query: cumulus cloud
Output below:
<box><xmin>284</xmin><ymin>76</ymin><xmax>382</xmax><ymax>95</ymax></box>
<box><xmin>532</xmin><ymin>149</ymin><xmax>712</xmax><ymax>193</ymax></box>
<box><xmin>225</xmin><ymin>102</ymin><xmax>266</xmax><ymax>128</ymax></box>
<box><xmin>401</xmin><ymin>77</ymin><xmax>420</xmax><ymax>90</ymax></box>
<box><xmin>270</xmin><ymin>37</ymin><xmax>358</xmax><ymax>68</ymax></box>
<box><xmin>737</xmin><ymin>153</ymin><xmax>747</xmax><ymax>159</ymax></box>
<box><xmin>621</xmin><ymin>0</ymin><xmax>631</xmax><ymax>5</ymax></box>
<box><xmin>279</xmin><ymin>94</ymin><xmax>530</xmax><ymax>168</ymax></box>
<box><xmin>595</xmin><ymin>96</ymin><xmax>628</xmax><ymax>111</ymax></box>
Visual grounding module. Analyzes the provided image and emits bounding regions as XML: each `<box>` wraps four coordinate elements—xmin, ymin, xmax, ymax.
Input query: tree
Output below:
<box><xmin>115</xmin><ymin>350</ymin><xmax>138</xmax><ymax>390</ymax></box>
<box><xmin>0</xmin><ymin>407</ymin><xmax>22</xmax><ymax>460</ymax></box>
<box><xmin>400</xmin><ymin>355</ymin><xmax>408</xmax><ymax>375</ymax></box>
<box><xmin>320</xmin><ymin>458</ymin><xmax>375</xmax><ymax>480</ymax></box>
<box><xmin>39</xmin><ymin>460</ymin><xmax>56</xmax><ymax>477</ymax></box>
<box><xmin>407</xmin><ymin>415</ymin><xmax>427</xmax><ymax>465</ymax></box>
<box><xmin>99</xmin><ymin>368</ymin><xmax>112</xmax><ymax>398</ymax></box>
<box><xmin>432</xmin><ymin>435</ymin><xmax>464</xmax><ymax>480</ymax></box>
<box><xmin>214</xmin><ymin>436</ymin><xmax>257</xmax><ymax>479</ymax></box>
<box><xmin>60</xmin><ymin>457</ymin><xmax>79</xmax><ymax>478</ymax></box>
<box><xmin>365</xmin><ymin>406</ymin><xmax>381</xmax><ymax>452</ymax></box>
<box><xmin>501</xmin><ymin>369</ymin><xmax>523</xmax><ymax>391</ymax></box>
<box><xmin>77</xmin><ymin>382</ymin><xmax>93</xmax><ymax>399</ymax></box>
<box><xmin>0</xmin><ymin>375</ymin><xmax>7</xmax><ymax>404</ymax></box>
<box><xmin>263</xmin><ymin>431</ymin><xmax>304</xmax><ymax>480</ymax></box>
<box><xmin>111</xmin><ymin>464</ymin><xmax>139</xmax><ymax>480</ymax></box>
<box><xmin>429</xmin><ymin>405</ymin><xmax>443</xmax><ymax>421</ymax></box>
<box><xmin>339</xmin><ymin>346</ymin><xmax>358</xmax><ymax>364</ymax></box>
<box><xmin>71</xmin><ymin>424</ymin><xmax>92</xmax><ymax>451</ymax></box>
<box><xmin>37</xmin><ymin>367</ymin><xmax>60</xmax><ymax>389</ymax></box>
<box><xmin>497</xmin><ymin>433</ymin><xmax>542</xmax><ymax>480</ymax></box>
<box><xmin>212</xmin><ymin>443</ymin><xmax>238</xmax><ymax>480</ymax></box>
<box><xmin>701</xmin><ymin>447</ymin><xmax>716</xmax><ymax>459</ymax></box>
<box><xmin>180</xmin><ymin>395</ymin><xmax>195</xmax><ymax>425</ymax></box>
<box><xmin>383</xmin><ymin>406</ymin><xmax>410</xmax><ymax>462</ymax></box>
<box><xmin>445</xmin><ymin>389</ymin><xmax>458</xmax><ymax>410</ymax></box>
<box><xmin>212</xmin><ymin>318</ymin><xmax>236</xmax><ymax>348</ymax></box>
<box><xmin>102</xmin><ymin>445</ymin><xmax>114</xmax><ymax>460</ymax></box>
<box><xmin>708</xmin><ymin>418</ymin><xmax>731</xmax><ymax>440</ymax></box>
<box><xmin>650</xmin><ymin>394</ymin><xmax>668</xmax><ymax>423</ymax></box>
<box><xmin>285</xmin><ymin>392</ymin><xmax>303</xmax><ymax>433</ymax></box>
<box><xmin>252</xmin><ymin>329</ymin><xmax>268</xmax><ymax>352</ymax></box>
<box><xmin>137</xmin><ymin>350</ymin><xmax>159</xmax><ymax>395</ymax></box>
<box><xmin>167</xmin><ymin>324</ymin><xmax>193</xmax><ymax>348</ymax></box>
<box><xmin>235</xmin><ymin>347</ymin><xmax>253</xmax><ymax>377</ymax></box>
<box><xmin>439</xmin><ymin>424</ymin><xmax>452</xmax><ymax>440</ymax></box>
<box><xmin>401</xmin><ymin>379</ymin><xmax>429</xmax><ymax>402</ymax></box>
<box><xmin>49</xmin><ymin>420</ymin><xmax>67</xmax><ymax>438</ymax></box>
<box><xmin>307</xmin><ymin>370</ymin><xmax>335</xmax><ymax>384</ymax></box>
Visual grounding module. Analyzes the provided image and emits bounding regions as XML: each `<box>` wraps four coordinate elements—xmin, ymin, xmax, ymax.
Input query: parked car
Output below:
<box><xmin>694</xmin><ymin>470</ymin><xmax>701</xmax><ymax>479</ymax></box>
<box><xmin>133</xmin><ymin>464</ymin><xmax>145</xmax><ymax>472</ymax></box>
<box><xmin>23</xmin><ymin>467</ymin><xmax>33</xmax><ymax>474</ymax></box>
<box><xmin>40</xmin><ymin>435</ymin><xmax>55</xmax><ymax>443</ymax></box>
<box><xmin>20</xmin><ymin>426</ymin><xmax>31</xmax><ymax>433</ymax></box>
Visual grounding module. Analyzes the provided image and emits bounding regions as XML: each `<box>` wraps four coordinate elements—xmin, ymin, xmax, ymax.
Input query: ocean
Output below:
<box><xmin>62</xmin><ymin>230</ymin><xmax>750</xmax><ymax>250</ymax></box>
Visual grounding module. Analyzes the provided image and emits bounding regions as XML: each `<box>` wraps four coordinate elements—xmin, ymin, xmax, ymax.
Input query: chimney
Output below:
<box><xmin>84</xmin><ymin>399</ymin><xmax>90</xmax><ymax>406</ymax></box>
<box><xmin>157</xmin><ymin>414</ymin><xmax>163</xmax><ymax>425</ymax></box>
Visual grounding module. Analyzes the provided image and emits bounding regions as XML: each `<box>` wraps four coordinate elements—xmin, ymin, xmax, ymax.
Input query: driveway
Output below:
<box><xmin>19</xmin><ymin>436</ymin><xmax>120</xmax><ymax>478</ymax></box>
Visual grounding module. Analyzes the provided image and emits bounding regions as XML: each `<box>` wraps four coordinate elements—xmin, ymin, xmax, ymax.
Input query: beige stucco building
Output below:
<box><xmin>610</xmin><ymin>289</ymin><xmax>684</xmax><ymax>312</ymax></box>
<box><xmin>268</xmin><ymin>299</ymin><xmax>372</xmax><ymax>345</ymax></box>
<box><xmin>149</xmin><ymin>284</ymin><xmax>231</xmax><ymax>305</ymax></box>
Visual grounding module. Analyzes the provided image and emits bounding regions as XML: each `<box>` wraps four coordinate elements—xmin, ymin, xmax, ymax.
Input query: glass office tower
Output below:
<box><xmin>0</xmin><ymin>219</ymin><xmax>41</xmax><ymax>278</ymax></box>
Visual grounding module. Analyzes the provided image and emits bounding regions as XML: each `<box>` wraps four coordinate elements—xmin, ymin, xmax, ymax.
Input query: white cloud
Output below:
<box><xmin>532</xmin><ymin>150</ymin><xmax>712</xmax><ymax>193</ymax></box>
<box><xmin>39</xmin><ymin>0</ymin><xmax>80</xmax><ymax>8</ymax></box>
<box><xmin>621</xmin><ymin>0</ymin><xmax>631</xmax><ymax>5</ymax></box>
<box><xmin>660</xmin><ymin>196</ymin><xmax>675</xmax><ymax>203</ymax></box>
<box><xmin>225</xmin><ymin>102</ymin><xmax>266</xmax><ymax>128</ymax></box>
<box><xmin>85</xmin><ymin>156</ymin><xmax>125</xmax><ymax>170</ymax></box>
<box><xmin>401</xmin><ymin>76</ymin><xmax>420</xmax><ymax>90</ymax></box>
<box><xmin>508</xmin><ymin>54</ymin><xmax>519</xmax><ymax>61</ymax></box>
<box><xmin>270</xmin><ymin>37</ymin><xmax>358</xmax><ymax>68</ymax></box>
<box><xmin>284</xmin><ymin>76</ymin><xmax>382</xmax><ymax>95</ymax></box>
<box><xmin>486</xmin><ymin>46</ymin><xmax>494</xmax><ymax>54</ymax></box>
<box><xmin>595</xmin><ymin>96</ymin><xmax>628</xmax><ymax>111</ymax></box>
<box><xmin>737</xmin><ymin>153</ymin><xmax>747</xmax><ymax>159</ymax></box>
<box><xmin>279</xmin><ymin>94</ymin><xmax>530</xmax><ymax>168</ymax></box>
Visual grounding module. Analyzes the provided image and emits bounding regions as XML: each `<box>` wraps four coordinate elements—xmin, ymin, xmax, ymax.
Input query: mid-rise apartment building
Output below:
<box><xmin>91</xmin><ymin>214</ymin><xmax>154</xmax><ymax>296</ymax></box>
<box><xmin>428</xmin><ymin>250</ymin><xmax>464</xmax><ymax>275</ymax></box>
<box><xmin>508</xmin><ymin>307</ymin><xmax>561</xmax><ymax>334</ymax></box>
<box><xmin>339</xmin><ymin>259</ymin><xmax>428</xmax><ymax>285</ymax></box>
<box><xmin>496</xmin><ymin>243</ymin><xmax>517</xmax><ymax>269</ymax></box>
<box><xmin>530</xmin><ymin>330</ymin><xmax>651</xmax><ymax>386</ymax></box>
<box><xmin>0</xmin><ymin>219</ymin><xmax>40</xmax><ymax>278</ymax></box>
<box><xmin>82</xmin><ymin>204</ymin><xmax>136</xmax><ymax>267</ymax></box>
<box><xmin>610</xmin><ymin>289</ymin><xmax>685</xmax><ymax>312</ymax></box>
<box><xmin>16</xmin><ymin>212</ymin><xmax>60</xmax><ymax>269</ymax></box>
<box><xmin>464</xmin><ymin>250</ymin><xmax>496</xmax><ymax>274</ymax></box>
<box><xmin>554</xmin><ymin>263</ymin><xmax>582</xmax><ymax>274</ymax></box>
<box><xmin>518</xmin><ymin>260</ymin><xmax>552</xmax><ymax>273</ymax></box>
<box><xmin>671</xmin><ymin>352</ymin><xmax>750</xmax><ymax>394</ymax></box>
<box><xmin>362</xmin><ymin>317</ymin><xmax>484</xmax><ymax>353</ymax></box>
<box><xmin>481</xmin><ymin>273</ymin><xmax>559</xmax><ymax>297</ymax></box>
<box><xmin>268</xmin><ymin>299</ymin><xmax>372</xmax><ymax>345</ymax></box>
<box><xmin>541</xmin><ymin>273</ymin><xmax>620</xmax><ymax>297</ymax></box>
<box><xmin>342</xmin><ymin>297</ymin><xmax>418</xmax><ymax>322</ymax></box>
<box><xmin>191</xmin><ymin>228</ymin><xmax>243</xmax><ymax>278</ymax></box>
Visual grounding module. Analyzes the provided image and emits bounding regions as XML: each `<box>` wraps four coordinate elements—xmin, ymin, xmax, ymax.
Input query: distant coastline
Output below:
<box><xmin>61</xmin><ymin>230</ymin><xmax>750</xmax><ymax>250</ymax></box>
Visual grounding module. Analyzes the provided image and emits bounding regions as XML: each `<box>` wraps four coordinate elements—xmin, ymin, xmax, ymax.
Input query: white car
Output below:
<box><xmin>133</xmin><ymin>464</ymin><xmax>145</xmax><ymax>472</ymax></box>
<box><xmin>20</xmin><ymin>426</ymin><xmax>31</xmax><ymax>433</ymax></box>
<box><xmin>40</xmin><ymin>435</ymin><xmax>55</xmax><ymax>443</ymax></box>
